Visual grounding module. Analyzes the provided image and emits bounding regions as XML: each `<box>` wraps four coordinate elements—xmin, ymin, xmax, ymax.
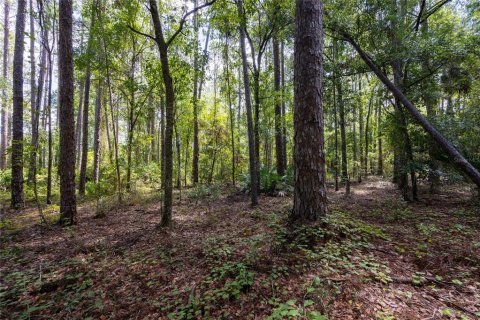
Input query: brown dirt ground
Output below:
<box><xmin>1</xmin><ymin>177</ymin><xmax>479</xmax><ymax>319</ymax></box>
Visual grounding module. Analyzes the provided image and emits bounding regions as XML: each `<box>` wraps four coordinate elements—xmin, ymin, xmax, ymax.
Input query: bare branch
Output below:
<box><xmin>166</xmin><ymin>0</ymin><xmax>216</xmax><ymax>47</ymax></box>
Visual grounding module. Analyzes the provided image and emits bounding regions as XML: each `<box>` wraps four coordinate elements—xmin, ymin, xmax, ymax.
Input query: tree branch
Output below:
<box><xmin>166</xmin><ymin>0</ymin><xmax>216</xmax><ymax>47</ymax></box>
<box><xmin>128</xmin><ymin>25</ymin><xmax>156</xmax><ymax>41</ymax></box>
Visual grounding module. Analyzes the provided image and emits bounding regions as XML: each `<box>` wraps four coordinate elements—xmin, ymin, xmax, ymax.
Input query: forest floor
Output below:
<box><xmin>1</xmin><ymin>177</ymin><xmax>479</xmax><ymax>320</ymax></box>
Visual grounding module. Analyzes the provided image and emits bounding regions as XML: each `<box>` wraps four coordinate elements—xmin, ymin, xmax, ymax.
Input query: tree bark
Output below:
<box><xmin>78</xmin><ymin>64</ymin><xmax>91</xmax><ymax>196</ymax></box>
<box><xmin>58</xmin><ymin>0</ymin><xmax>77</xmax><ymax>224</ymax></box>
<box><xmin>93</xmin><ymin>84</ymin><xmax>102</xmax><ymax>183</ymax></box>
<box><xmin>27</xmin><ymin>40</ymin><xmax>47</xmax><ymax>184</ymax></box>
<box><xmin>236</xmin><ymin>0</ymin><xmax>258</xmax><ymax>206</ymax></box>
<box><xmin>224</xmin><ymin>35</ymin><xmax>236</xmax><ymax>186</ymax></box>
<box><xmin>75</xmin><ymin>80</ymin><xmax>84</xmax><ymax>169</ymax></box>
<box><xmin>11</xmin><ymin>0</ymin><xmax>27</xmax><ymax>209</ymax></box>
<box><xmin>192</xmin><ymin>0</ymin><xmax>199</xmax><ymax>185</ymax></box>
<box><xmin>273</xmin><ymin>37</ymin><xmax>285</xmax><ymax>176</ymax></box>
<box><xmin>29</xmin><ymin>0</ymin><xmax>36</xmax><ymax>151</ymax></box>
<box><xmin>46</xmin><ymin>43</ymin><xmax>53</xmax><ymax>204</ymax></box>
<box><xmin>292</xmin><ymin>0</ymin><xmax>328</xmax><ymax>221</ymax></box>
<box><xmin>1</xmin><ymin>0</ymin><xmax>10</xmax><ymax>170</ymax></box>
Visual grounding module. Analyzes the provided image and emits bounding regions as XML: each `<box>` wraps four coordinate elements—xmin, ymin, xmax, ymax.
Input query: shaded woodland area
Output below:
<box><xmin>1</xmin><ymin>0</ymin><xmax>480</xmax><ymax>319</ymax></box>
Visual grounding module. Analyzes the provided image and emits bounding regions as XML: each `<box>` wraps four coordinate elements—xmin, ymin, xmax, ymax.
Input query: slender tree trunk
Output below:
<box><xmin>334</xmin><ymin>42</ymin><xmax>350</xmax><ymax>194</ymax></box>
<box><xmin>377</xmin><ymin>101</ymin><xmax>383</xmax><ymax>175</ymax></box>
<box><xmin>280</xmin><ymin>41</ymin><xmax>287</xmax><ymax>169</ymax></box>
<box><xmin>93</xmin><ymin>84</ymin><xmax>102</xmax><ymax>183</ymax></box>
<box><xmin>28</xmin><ymin>41</ymin><xmax>47</xmax><ymax>184</ymax></box>
<box><xmin>78</xmin><ymin>65</ymin><xmax>91</xmax><ymax>196</ymax></box>
<box><xmin>175</xmin><ymin>123</ymin><xmax>181</xmax><ymax>189</ymax></box>
<box><xmin>103</xmin><ymin>94</ymin><xmax>112</xmax><ymax>164</ymax></box>
<box><xmin>29</xmin><ymin>0</ymin><xmax>36</xmax><ymax>148</ymax></box>
<box><xmin>46</xmin><ymin>48</ymin><xmax>53</xmax><ymax>204</ymax></box>
<box><xmin>149</xmin><ymin>0</ymin><xmax>175</xmax><ymax>226</ymax></box>
<box><xmin>224</xmin><ymin>36</ymin><xmax>236</xmax><ymax>186</ymax></box>
<box><xmin>365</xmin><ymin>89</ymin><xmax>373</xmax><ymax>176</ymax></box>
<box><xmin>98</xmin><ymin>7</ymin><xmax>121</xmax><ymax>201</ymax></box>
<box><xmin>0</xmin><ymin>0</ymin><xmax>10</xmax><ymax>170</ymax></box>
<box><xmin>333</xmin><ymin>72</ymin><xmax>339</xmax><ymax>192</ymax></box>
<box><xmin>160</xmin><ymin>98</ymin><xmax>165</xmax><ymax>189</ymax></box>
<box><xmin>58</xmin><ymin>0</ymin><xmax>77</xmax><ymax>224</ymax></box>
<box><xmin>75</xmin><ymin>81</ymin><xmax>84</xmax><ymax>169</ymax></box>
<box><xmin>11</xmin><ymin>0</ymin><xmax>27</xmax><ymax>209</ymax></box>
<box><xmin>236</xmin><ymin>0</ymin><xmax>258</xmax><ymax>206</ymax></box>
<box><xmin>292</xmin><ymin>0</ymin><xmax>328</xmax><ymax>221</ymax></box>
<box><xmin>192</xmin><ymin>0</ymin><xmax>199</xmax><ymax>185</ymax></box>
<box><xmin>352</xmin><ymin>98</ymin><xmax>358</xmax><ymax>181</ymax></box>
<box><xmin>273</xmin><ymin>37</ymin><xmax>285</xmax><ymax>176</ymax></box>
<box><xmin>358</xmin><ymin>78</ymin><xmax>364</xmax><ymax>182</ymax></box>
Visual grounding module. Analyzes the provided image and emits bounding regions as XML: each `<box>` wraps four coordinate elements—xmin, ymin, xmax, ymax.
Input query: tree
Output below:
<box><xmin>0</xmin><ymin>0</ymin><xmax>10</xmax><ymax>170</ymax></box>
<box><xmin>291</xmin><ymin>0</ymin><xmax>327</xmax><ymax>221</ymax></box>
<box><xmin>236</xmin><ymin>0</ymin><xmax>258</xmax><ymax>206</ymax></box>
<box><xmin>273</xmin><ymin>37</ymin><xmax>285</xmax><ymax>176</ymax></box>
<box><xmin>134</xmin><ymin>0</ymin><xmax>216</xmax><ymax>226</ymax></box>
<box><xmin>11</xmin><ymin>0</ymin><xmax>27</xmax><ymax>209</ymax></box>
<box><xmin>58</xmin><ymin>0</ymin><xmax>77</xmax><ymax>225</ymax></box>
<box><xmin>92</xmin><ymin>84</ymin><xmax>102</xmax><ymax>183</ymax></box>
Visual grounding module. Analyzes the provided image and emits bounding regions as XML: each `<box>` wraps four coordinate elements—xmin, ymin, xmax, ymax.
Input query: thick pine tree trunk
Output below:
<box><xmin>1</xmin><ymin>0</ymin><xmax>10</xmax><ymax>170</ymax></box>
<box><xmin>58</xmin><ymin>0</ymin><xmax>77</xmax><ymax>224</ymax></box>
<box><xmin>236</xmin><ymin>0</ymin><xmax>258</xmax><ymax>206</ymax></box>
<box><xmin>273</xmin><ymin>37</ymin><xmax>285</xmax><ymax>176</ymax></box>
<box><xmin>292</xmin><ymin>0</ymin><xmax>328</xmax><ymax>221</ymax></box>
<box><xmin>11</xmin><ymin>0</ymin><xmax>27</xmax><ymax>209</ymax></box>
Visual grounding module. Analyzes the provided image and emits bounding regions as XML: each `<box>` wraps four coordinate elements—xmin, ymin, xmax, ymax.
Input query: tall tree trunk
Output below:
<box><xmin>27</xmin><ymin>41</ymin><xmax>47</xmax><ymax>184</ymax></box>
<box><xmin>175</xmin><ymin>123</ymin><xmax>181</xmax><ymax>189</ymax></box>
<box><xmin>192</xmin><ymin>0</ymin><xmax>199</xmax><ymax>185</ymax></box>
<box><xmin>78</xmin><ymin>65</ymin><xmax>91</xmax><ymax>195</ymax></box>
<box><xmin>149</xmin><ymin>0</ymin><xmax>175</xmax><ymax>226</ymax></box>
<box><xmin>160</xmin><ymin>98</ymin><xmax>165</xmax><ymax>189</ymax></box>
<box><xmin>334</xmin><ymin>42</ymin><xmax>350</xmax><ymax>194</ymax></box>
<box><xmin>273</xmin><ymin>37</ymin><xmax>285</xmax><ymax>176</ymax></box>
<box><xmin>98</xmin><ymin>11</ymin><xmax>121</xmax><ymax>201</ymax></box>
<box><xmin>79</xmin><ymin>8</ymin><xmax>95</xmax><ymax>196</ymax></box>
<box><xmin>333</xmin><ymin>71</ymin><xmax>339</xmax><ymax>192</ymax></box>
<box><xmin>58</xmin><ymin>0</ymin><xmax>77</xmax><ymax>224</ymax></box>
<box><xmin>377</xmin><ymin>101</ymin><xmax>383</xmax><ymax>175</ymax></box>
<box><xmin>75</xmin><ymin>80</ymin><xmax>84</xmax><ymax>169</ymax></box>
<box><xmin>365</xmin><ymin>89</ymin><xmax>374</xmax><ymax>176</ymax></box>
<box><xmin>11</xmin><ymin>0</ymin><xmax>26</xmax><ymax>209</ymax></box>
<box><xmin>46</xmin><ymin>45</ymin><xmax>53</xmax><ymax>204</ymax></box>
<box><xmin>29</xmin><ymin>0</ymin><xmax>36</xmax><ymax>150</ymax></box>
<box><xmin>224</xmin><ymin>35</ymin><xmax>236</xmax><ymax>186</ymax></box>
<box><xmin>93</xmin><ymin>84</ymin><xmax>102</xmax><ymax>183</ymax></box>
<box><xmin>292</xmin><ymin>0</ymin><xmax>328</xmax><ymax>221</ymax></box>
<box><xmin>280</xmin><ymin>41</ymin><xmax>288</xmax><ymax>169</ymax></box>
<box><xmin>236</xmin><ymin>0</ymin><xmax>258</xmax><ymax>206</ymax></box>
<box><xmin>1</xmin><ymin>0</ymin><xmax>10</xmax><ymax>170</ymax></box>
<box><xmin>358</xmin><ymin>77</ymin><xmax>364</xmax><ymax>182</ymax></box>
